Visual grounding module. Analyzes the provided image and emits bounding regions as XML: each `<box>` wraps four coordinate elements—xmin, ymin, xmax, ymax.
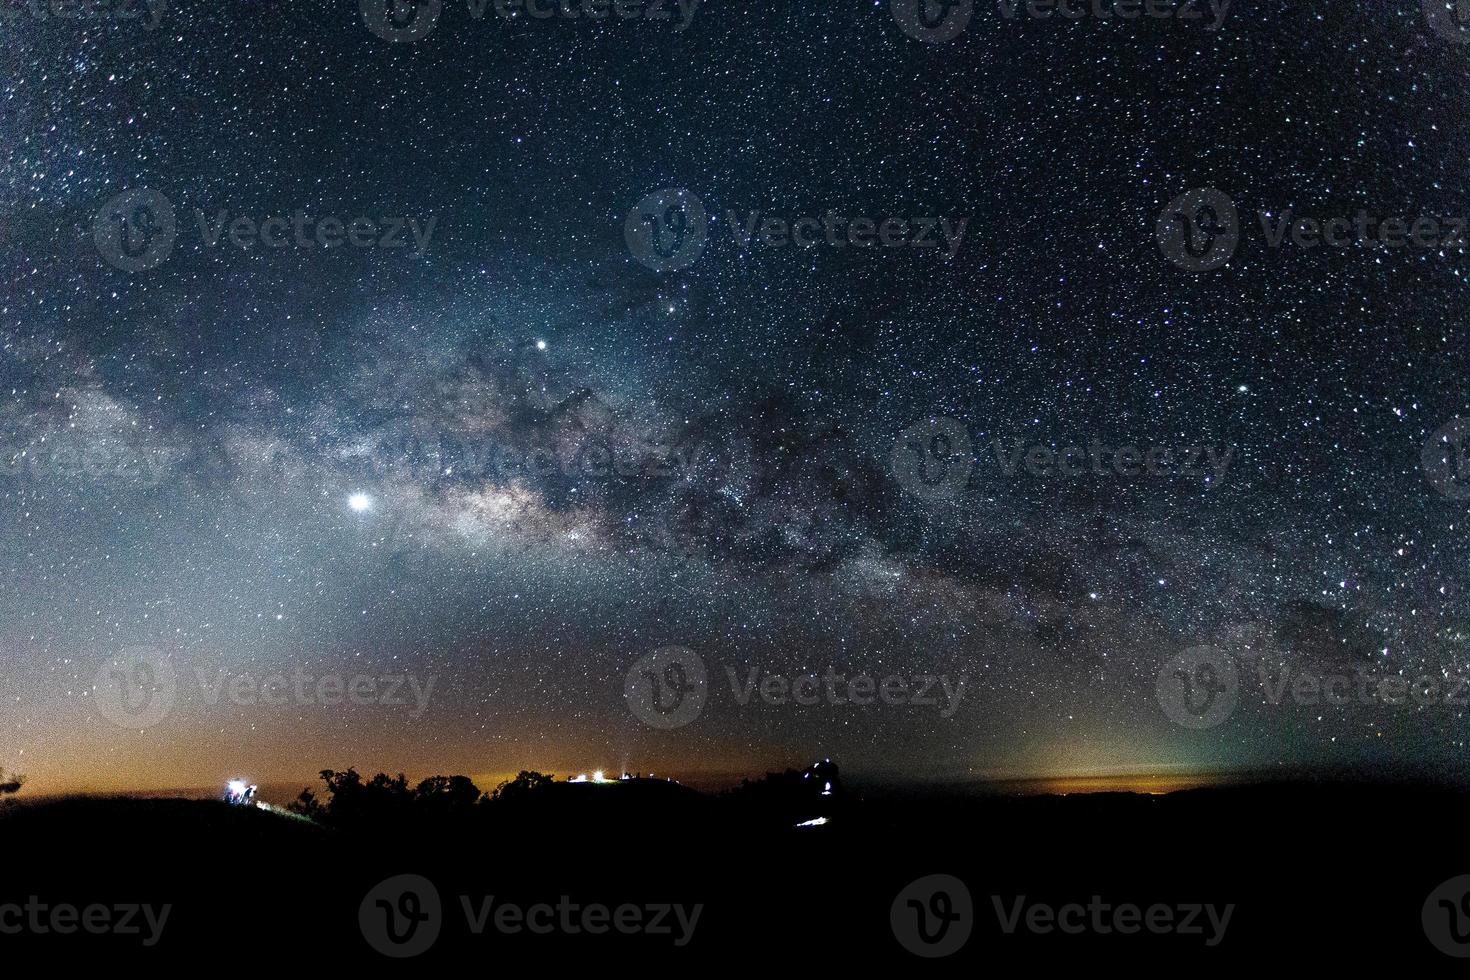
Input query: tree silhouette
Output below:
<box><xmin>288</xmin><ymin>769</ymin><xmax>491</xmax><ymax>825</ymax></box>
<box><xmin>0</xmin><ymin>768</ymin><xmax>24</xmax><ymax>798</ymax></box>
<box><xmin>492</xmin><ymin>770</ymin><xmax>555</xmax><ymax>803</ymax></box>
<box><xmin>286</xmin><ymin>786</ymin><xmax>322</xmax><ymax>820</ymax></box>
<box><xmin>415</xmin><ymin>774</ymin><xmax>484</xmax><ymax>814</ymax></box>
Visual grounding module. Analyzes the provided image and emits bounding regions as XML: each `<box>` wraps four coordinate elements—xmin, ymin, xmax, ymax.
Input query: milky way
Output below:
<box><xmin>3</xmin><ymin>0</ymin><xmax>1469</xmax><ymax>795</ymax></box>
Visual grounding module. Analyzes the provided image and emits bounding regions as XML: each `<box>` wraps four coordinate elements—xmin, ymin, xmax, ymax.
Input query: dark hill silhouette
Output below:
<box><xmin>3</xmin><ymin>771</ymin><xmax>1467</xmax><ymax>968</ymax></box>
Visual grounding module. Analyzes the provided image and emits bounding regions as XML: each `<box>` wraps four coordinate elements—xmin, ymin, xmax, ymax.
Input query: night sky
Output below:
<box><xmin>4</xmin><ymin>0</ymin><xmax>1470</xmax><ymax>797</ymax></box>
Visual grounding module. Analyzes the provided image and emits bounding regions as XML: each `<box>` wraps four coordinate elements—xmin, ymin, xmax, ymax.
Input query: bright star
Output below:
<box><xmin>348</xmin><ymin>493</ymin><xmax>372</xmax><ymax>513</ymax></box>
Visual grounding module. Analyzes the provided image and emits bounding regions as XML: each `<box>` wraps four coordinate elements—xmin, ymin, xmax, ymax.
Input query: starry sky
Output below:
<box><xmin>3</xmin><ymin>0</ymin><xmax>1470</xmax><ymax>796</ymax></box>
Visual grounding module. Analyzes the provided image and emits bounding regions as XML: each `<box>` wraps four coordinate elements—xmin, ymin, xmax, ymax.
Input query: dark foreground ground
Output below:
<box><xmin>3</xmin><ymin>779</ymin><xmax>1468</xmax><ymax>967</ymax></box>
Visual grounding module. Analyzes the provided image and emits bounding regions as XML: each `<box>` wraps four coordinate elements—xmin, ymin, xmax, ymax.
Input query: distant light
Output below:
<box><xmin>227</xmin><ymin>780</ymin><xmax>247</xmax><ymax>796</ymax></box>
<box><xmin>570</xmin><ymin>774</ymin><xmax>587</xmax><ymax>783</ymax></box>
<box><xmin>592</xmin><ymin>770</ymin><xmax>606</xmax><ymax>783</ymax></box>
<box><xmin>795</xmin><ymin>817</ymin><xmax>829</xmax><ymax>828</ymax></box>
<box><xmin>348</xmin><ymin>493</ymin><xmax>372</xmax><ymax>513</ymax></box>
<box><xmin>536</xmin><ymin>339</ymin><xmax>547</xmax><ymax>351</ymax></box>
